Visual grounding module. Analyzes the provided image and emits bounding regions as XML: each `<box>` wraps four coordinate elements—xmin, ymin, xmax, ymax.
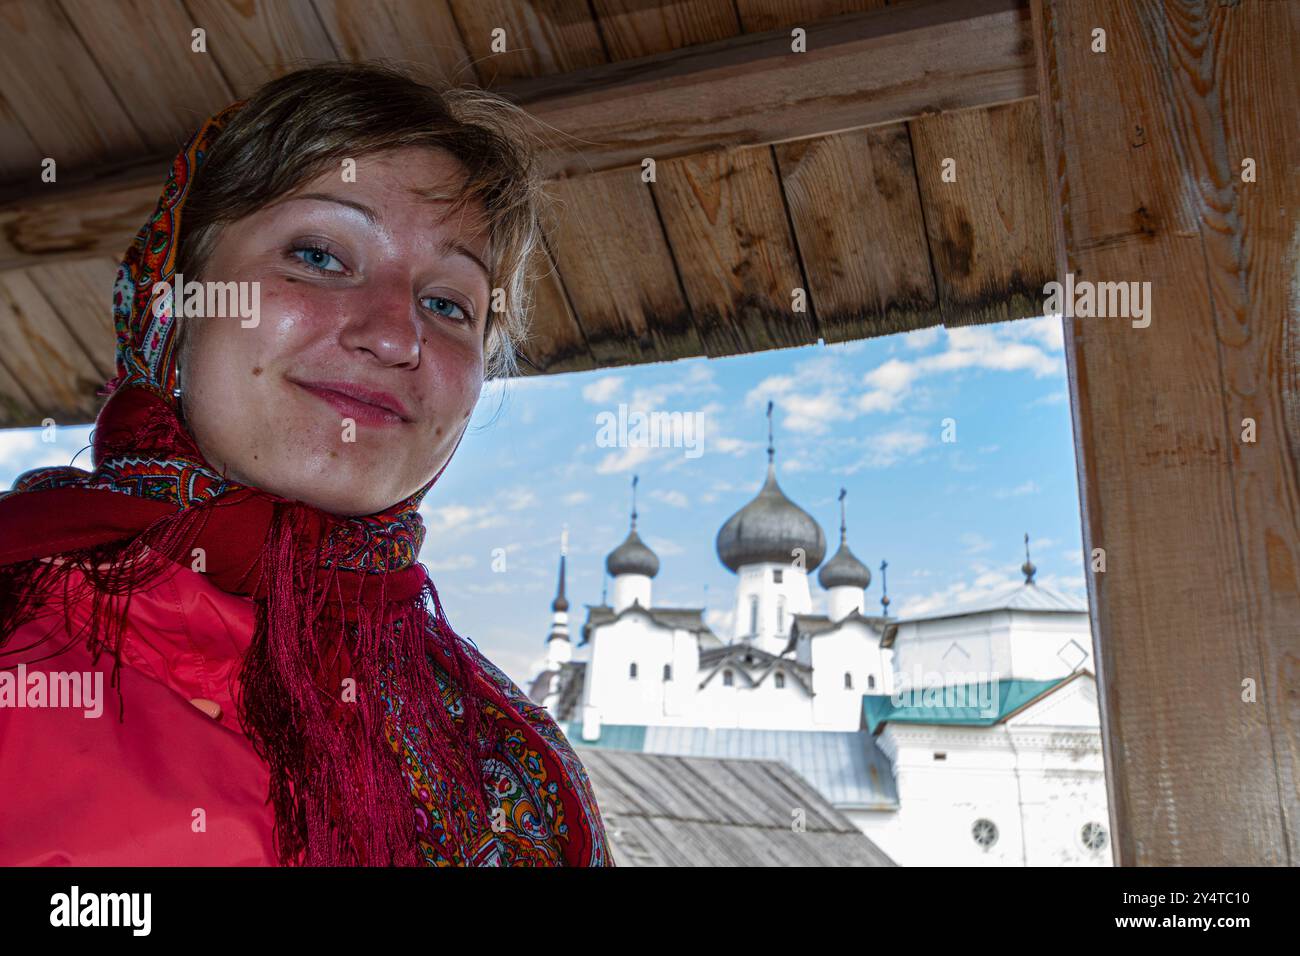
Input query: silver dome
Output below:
<box><xmin>606</xmin><ymin>528</ymin><xmax>660</xmax><ymax>578</ymax></box>
<box><xmin>716</xmin><ymin>461</ymin><xmax>826</xmax><ymax>573</ymax></box>
<box><xmin>819</xmin><ymin>541</ymin><xmax>872</xmax><ymax>590</ymax></box>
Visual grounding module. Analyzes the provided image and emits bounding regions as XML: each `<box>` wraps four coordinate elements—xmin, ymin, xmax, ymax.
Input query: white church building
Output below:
<box><xmin>529</xmin><ymin>426</ymin><xmax>1113</xmax><ymax>866</ymax></box>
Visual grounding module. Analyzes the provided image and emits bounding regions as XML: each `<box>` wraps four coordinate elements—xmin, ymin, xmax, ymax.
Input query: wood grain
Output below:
<box><xmin>775</xmin><ymin>125</ymin><xmax>938</xmax><ymax>341</ymax></box>
<box><xmin>1033</xmin><ymin>0</ymin><xmax>1299</xmax><ymax>865</ymax></box>
<box><xmin>910</xmin><ymin>98</ymin><xmax>1055</xmax><ymax>328</ymax></box>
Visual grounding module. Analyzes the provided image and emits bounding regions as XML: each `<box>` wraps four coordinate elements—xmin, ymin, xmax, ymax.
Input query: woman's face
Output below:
<box><xmin>180</xmin><ymin>147</ymin><xmax>491</xmax><ymax>516</ymax></box>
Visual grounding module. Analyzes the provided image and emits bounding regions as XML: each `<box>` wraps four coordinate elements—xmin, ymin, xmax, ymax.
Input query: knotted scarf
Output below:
<box><xmin>0</xmin><ymin>103</ymin><xmax>608</xmax><ymax>867</ymax></box>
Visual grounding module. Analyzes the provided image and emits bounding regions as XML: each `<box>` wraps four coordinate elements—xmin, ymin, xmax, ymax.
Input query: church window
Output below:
<box><xmin>774</xmin><ymin>671</ymin><xmax>785</xmax><ymax>689</ymax></box>
<box><xmin>773</xmin><ymin>569</ymin><xmax>783</xmax><ymax>583</ymax></box>
<box><xmin>1081</xmin><ymin>822</ymin><xmax>1108</xmax><ymax>851</ymax></box>
<box><xmin>776</xmin><ymin>595</ymin><xmax>786</xmax><ymax>632</ymax></box>
<box><xmin>844</xmin><ymin>671</ymin><xmax>853</xmax><ymax>689</ymax></box>
<box><xmin>629</xmin><ymin>662</ymin><xmax>638</xmax><ymax>679</ymax></box>
<box><xmin>867</xmin><ymin>674</ymin><xmax>876</xmax><ymax>690</ymax></box>
<box><xmin>723</xmin><ymin>669</ymin><xmax>734</xmax><ymax>687</ymax></box>
<box><xmin>972</xmin><ymin>819</ymin><xmax>998</xmax><ymax>849</ymax></box>
<box><xmin>663</xmin><ymin>663</ymin><xmax>672</xmax><ymax>681</ymax></box>
<box><xmin>748</xmin><ymin>595</ymin><xmax>759</xmax><ymax>635</ymax></box>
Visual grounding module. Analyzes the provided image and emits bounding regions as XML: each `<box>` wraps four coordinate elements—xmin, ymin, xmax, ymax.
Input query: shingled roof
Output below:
<box><xmin>578</xmin><ymin>748</ymin><xmax>896</xmax><ymax>866</ymax></box>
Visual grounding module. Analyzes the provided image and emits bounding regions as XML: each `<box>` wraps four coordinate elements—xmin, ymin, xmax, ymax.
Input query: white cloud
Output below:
<box><xmin>650</xmin><ymin>489</ymin><xmax>689</xmax><ymax>508</ymax></box>
<box><xmin>995</xmin><ymin>480</ymin><xmax>1040</xmax><ymax>498</ymax></box>
<box><xmin>595</xmin><ymin>443</ymin><xmax>654</xmax><ymax>474</ymax></box>
<box><xmin>581</xmin><ymin>375</ymin><xmax>624</xmax><ymax>403</ymax></box>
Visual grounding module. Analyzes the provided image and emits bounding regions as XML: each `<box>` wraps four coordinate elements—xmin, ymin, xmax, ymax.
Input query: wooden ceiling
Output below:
<box><xmin>0</xmin><ymin>0</ymin><xmax>1053</xmax><ymax>427</ymax></box>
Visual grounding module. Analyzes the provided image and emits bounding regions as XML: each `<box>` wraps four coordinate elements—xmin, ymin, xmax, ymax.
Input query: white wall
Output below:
<box><xmin>808</xmin><ymin>619</ymin><xmax>892</xmax><ymax>729</ymax></box>
<box><xmin>729</xmin><ymin>562</ymin><xmax>812</xmax><ymax>655</ymax></box>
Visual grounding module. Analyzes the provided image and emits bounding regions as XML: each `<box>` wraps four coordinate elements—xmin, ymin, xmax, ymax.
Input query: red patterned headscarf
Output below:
<box><xmin>0</xmin><ymin>104</ymin><xmax>610</xmax><ymax>867</ymax></box>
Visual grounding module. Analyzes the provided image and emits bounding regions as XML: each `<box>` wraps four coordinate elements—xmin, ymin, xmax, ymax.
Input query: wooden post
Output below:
<box><xmin>1032</xmin><ymin>0</ymin><xmax>1298</xmax><ymax>864</ymax></box>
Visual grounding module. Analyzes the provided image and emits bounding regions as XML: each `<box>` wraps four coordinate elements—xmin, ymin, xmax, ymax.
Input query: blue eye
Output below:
<box><xmin>293</xmin><ymin>246</ymin><xmax>346</xmax><ymax>273</ymax></box>
<box><xmin>422</xmin><ymin>295</ymin><xmax>472</xmax><ymax>324</ymax></box>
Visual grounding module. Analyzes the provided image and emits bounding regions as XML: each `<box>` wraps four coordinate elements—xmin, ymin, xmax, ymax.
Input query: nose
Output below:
<box><xmin>338</xmin><ymin>275</ymin><xmax>421</xmax><ymax>369</ymax></box>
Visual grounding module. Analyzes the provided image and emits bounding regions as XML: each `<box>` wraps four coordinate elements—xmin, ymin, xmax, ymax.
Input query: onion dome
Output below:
<box><xmin>716</xmin><ymin>402</ymin><xmax>826</xmax><ymax>573</ymax></box>
<box><xmin>606</xmin><ymin>474</ymin><xmax>660</xmax><ymax>578</ymax></box>
<box><xmin>606</xmin><ymin>528</ymin><xmax>660</xmax><ymax>578</ymax></box>
<box><xmin>819</xmin><ymin>489</ymin><xmax>871</xmax><ymax>589</ymax></box>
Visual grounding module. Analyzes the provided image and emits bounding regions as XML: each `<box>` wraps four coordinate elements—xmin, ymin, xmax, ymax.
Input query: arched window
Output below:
<box><xmin>723</xmin><ymin>669</ymin><xmax>734</xmax><ymax>687</ymax></box>
<box><xmin>663</xmin><ymin>663</ymin><xmax>672</xmax><ymax>681</ymax></box>
<box><xmin>844</xmin><ymin>671</ymin><xmax>853</xmax><ymax>689</ymax></box>
<box><xmin>748</xmin><ymin>595</ymin><xmax>759</xmax><ymax>635</ymax></box>
<box><xmin>776</xmin><ymin>595</ymin><xmax>786</xmax><ymax>633</ymax></box>
<box><xmin>867</xmin><ymin>674</ymin><xmax>876</xmax><ymax>690</ymax></box>
<box><xmin>629</xmin><ymin>662</ymin><xmax>638</xmax><ymax>679</ymax></box>
<box><xmin>774</xmin><ymin>671</ymin><xmax>785</xmax><ymax>689</ymax></box>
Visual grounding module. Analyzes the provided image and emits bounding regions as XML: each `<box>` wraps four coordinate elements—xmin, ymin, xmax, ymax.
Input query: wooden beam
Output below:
<box><xmin>1032</xmin><ymin>0</ymin><xmax>1298</xmax><ymax>865</ymax></box>
<box><xmin>510</xmin><ymin>0</ymin><xmax>1036</xmax><ymax>179</ymax></box>
<box><xmin>0</xmin><ymin>0</ymin><xmax>1034</xmax><ymax>272</ymax></box>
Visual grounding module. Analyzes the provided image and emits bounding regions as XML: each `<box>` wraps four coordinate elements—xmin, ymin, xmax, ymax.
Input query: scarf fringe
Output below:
<box><xmin>0</xmin><ymin>499</ymin><xmax>493</xmax><ymax>867</ymax></box>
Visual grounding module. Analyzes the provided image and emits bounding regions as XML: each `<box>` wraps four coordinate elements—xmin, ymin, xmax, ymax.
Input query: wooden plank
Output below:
<box><xmin>183</xmin><ymin>0</ymin><xmax>338</xmax><ymax>93</ymax></box>
<box><xmin>735</xmin><ymin>0</ymin><xmax>887</xmax><ymax>33</ymax></box>
<box><xmin>60</xmin><ymin>0</ymin><xmax>235</xmax><ymax>154</ymax></box>
<box><xmin>311</xmin><ymin>0</ymin><xmax>470</xmax><ymax>79</ymax></box>
<box><xmin>774</xmin><ymin>125</ymin><xmax>938</xmax><ymax>341</ymax></box>
<box><xmin>0</xmin><ymin>90</ymin><xmax>44</xmax><ymax>183</ymax></box>
<box><xmin>0</xmin><ymin>0</ymin><xmax>147</xmax><ymax>168</ymax></box>
<box><xmin>909</xmin><ymin>98</ymin><xmax>1055</xmax><ymax>327</ymax></box>
<box><xmin>1032</xmin><ymin>0</ymin><xmax>1299</xmax><ymax>865</ymax></box>
<box><xmin>513</xmin><ymin>248</ymin><xmax>597</xmax><ymax>377</ymax></box>
<box><xmin>506</xmin><ymin>0</ymin><xmax>1036</xmax><ymax>179</ymax></box>
<box><xmin>0</xmin><ymin>270</ymin><xmax>107</xmax><ymax>425</ymax></box>
<box><xmin>592</xmin><ymin>0</ymin><xmax>740</xmax><ymax>59</ymax></box>
<box><xmin>543</xmin><ymin>168</ymin><xmax>699</xmax><ymax>365</ymax></box>
<box><xmin>447</xmin><ymin>0</ymin><xmax>605</xmax><ymax>84</ymax></box>
<box><xmin>0</xmin><ymin>0</ymin><xmax>1035</xmax><ymax>268</ymax></box>
<box><xmin>653</xmin><ymin>146</ymin><xmax>815</xmax><ymax>357</ymax></box>
<box><xmin>24</xmin><ymin>257</ymin><xmax>119</xmax><ymax>381</ymax></box>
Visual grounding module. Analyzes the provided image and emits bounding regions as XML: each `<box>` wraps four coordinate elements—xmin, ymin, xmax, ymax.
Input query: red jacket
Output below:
<box><xmin>0</xmin><ymin>556</ymin><xmax>593</xmax><ymax>865</ymax></box>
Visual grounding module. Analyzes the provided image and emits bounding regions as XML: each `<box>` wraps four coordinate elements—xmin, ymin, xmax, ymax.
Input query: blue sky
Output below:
<box><xmin>0</xmin><ymin>316</ymin><xmax>1086</xmax><ymax>688</ymax></box>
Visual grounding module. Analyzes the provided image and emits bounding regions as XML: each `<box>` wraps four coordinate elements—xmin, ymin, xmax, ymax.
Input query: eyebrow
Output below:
<box><xmin>284</xmin><ymin>192</ymin><xmax>492</xmax><ymax>282</ymax></box>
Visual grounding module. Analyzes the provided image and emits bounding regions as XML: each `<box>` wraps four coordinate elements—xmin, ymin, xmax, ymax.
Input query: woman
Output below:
<box><xmin>0</xmin><ymin>63</ymin><xmax>611</xmax><ymax>867</ymax></box>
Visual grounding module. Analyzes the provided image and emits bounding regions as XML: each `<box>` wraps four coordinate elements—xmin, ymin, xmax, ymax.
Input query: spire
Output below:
<box><xmin>880</xmin><ymin>559</ymin><xmax>891</xmax><ymax>617</ymax></box>
<box><xmin>766</xmin><ymin>399</ymin><xmax>775</xmax><ymax>464</ymax></box>
<box><xmin>1021</xmin><ymin>532</ymin><xmax>1037</xmax><ymax>585</ymax></box>
<box><xmin>630</xmin><ymin>474</ymin><xmax>638</xmax><ymax>530</ymax></box>
<box><xmin>551</xmin><ymin>524</ymin><xmax>569</xmax><ymax>613</ymax></box>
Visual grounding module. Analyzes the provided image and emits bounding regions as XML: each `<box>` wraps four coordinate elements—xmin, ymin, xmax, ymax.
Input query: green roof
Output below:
<box><xmin>862</xmin><ymin>677</ymin><xmax>1070</xmax><ymax>734</ymax></box>
<box><xmin>561</xmin><ymin>723</ymin><xmax>648</xmax><ymax>751</ymax></box>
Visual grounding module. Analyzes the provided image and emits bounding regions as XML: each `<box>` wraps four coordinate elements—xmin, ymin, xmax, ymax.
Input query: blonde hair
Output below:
<box><xmin>175</xmin><ymin>61</ymin><xmax>549</xmax><ymax>381</ymax></box>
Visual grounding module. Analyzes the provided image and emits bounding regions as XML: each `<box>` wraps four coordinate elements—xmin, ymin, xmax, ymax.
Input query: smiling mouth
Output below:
<box><xmin>290</xmin><ymin>379</ymin><xmax>411</xmax><ymax>427</ymax></box>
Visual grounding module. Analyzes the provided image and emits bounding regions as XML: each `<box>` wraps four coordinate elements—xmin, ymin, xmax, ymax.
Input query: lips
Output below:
<box><xmin>290</xmin><ymin>378</ymin><xmax>412</xmax><ymax>427</ymax></box>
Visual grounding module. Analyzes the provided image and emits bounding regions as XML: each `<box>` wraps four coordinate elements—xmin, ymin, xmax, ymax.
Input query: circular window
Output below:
<box><xmin>972</xmin><ymin>818</ymin><xmax>998</xmax><ymax>849</ymax></box>
<box><xmin>1081</xmin><ymin>821</ymin><xmax>1108</xmax><ymax>851</ymax></box>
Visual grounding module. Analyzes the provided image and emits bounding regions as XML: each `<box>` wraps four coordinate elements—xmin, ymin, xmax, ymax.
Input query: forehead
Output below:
<box><xmin>298</xmin><ymin>146</ymin><xmax>492</xmax><ymax>244</ymax></box>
